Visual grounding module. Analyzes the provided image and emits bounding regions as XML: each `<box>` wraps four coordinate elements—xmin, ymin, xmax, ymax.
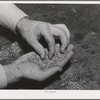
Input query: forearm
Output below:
<box><xmin>0</xmin><ymin>3</ymin><xmax>28</xmax><ymax>33</ymax></box>
<box><xmin>4</xmin><ymin>64</ymin><xmax>22</xmax><ymax>85</ymax></box>
<box><xmin>0</xmin><ymin>64</ymin><xmax>7</xmax><ymax>88</ymax></box>
<box><xmin>0</xmin><ymin>63</ymin><xmax>22</xmax><ymax>88</ymax></box>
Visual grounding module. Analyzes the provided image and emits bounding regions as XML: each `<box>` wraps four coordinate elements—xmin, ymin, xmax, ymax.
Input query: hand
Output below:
<box><xmin>4</xmin><ymin>44</ymin><xmax>73</xmax><ymax>84</ymax></box>
<box><xmin>16</xmin><ymin>17</ymin><xmax>70</xmax><ymax>59</ymax></box>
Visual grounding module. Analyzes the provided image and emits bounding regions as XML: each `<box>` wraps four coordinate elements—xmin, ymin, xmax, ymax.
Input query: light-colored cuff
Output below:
<box><xmin>7</xmin><ymin>5</ymin><xmax>29</xmax><ymax>34</ymax></box>
<box><xmin>15</xmin><ymin>15</ymin><xmax>29</xmax><ymax>34</ymax></box>
<box><xmin>0</xmin><ymin>64</ymin><xmax>7</xmax><ymax>88</ymax></box>
<box><xmin>8</xmin><ymin>10</ymin><xmax>28</xmax><ymax>34</ymax></box>
<box><xmin>0</xmin><ymin>4</ymin><xmax>28</xmax><ymax>34</ymax></box>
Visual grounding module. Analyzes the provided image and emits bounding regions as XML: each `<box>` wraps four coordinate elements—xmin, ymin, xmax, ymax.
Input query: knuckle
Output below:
<box><xmin>60</xmin><ymin>29</ymin><xmax>66</xmax><ymax>37</ymax></box>
<box><xmin>62</xmin><ymin>31</ymin><xmax>66</xmax><ymax>37</ymax></box>
<box><xmin>37</xmin><ymin>49</ymin><xmax>44</xmax><ymax>57</ymax></box>
<box><xmin>62</xmin><ymin>43</ymin><xmax>67</xmax><ymax>47</ymax></box>
<box><xmin>39</xmin><ymin>22</ymin><xmax>48</xmax><ymax>28</ymax></box>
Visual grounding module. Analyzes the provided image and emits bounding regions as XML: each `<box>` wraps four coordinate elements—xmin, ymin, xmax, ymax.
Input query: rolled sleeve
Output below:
<box><xmin>0</xmin><ymin>3</ymin><xmax>28</xmax><ymax>34</ymax></box>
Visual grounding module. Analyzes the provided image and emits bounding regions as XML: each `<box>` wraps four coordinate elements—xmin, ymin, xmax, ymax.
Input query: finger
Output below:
<box><xmin>40</xmin><ymin>66</ymin><xmax>62</xmax><ymax>80</ymax></box>
<box><xmin>60</xmin><ymin>44</ymin><xmax>74</xmax><ymax>67</ymax></box>
<box><xmin>54</xmin><ymin>24</ymin><xmax>71</xmax><ymax>43</ymax></box>
<box><xmin>60</xmin><ymin>50</ymin><xmax>73</xmax><ymax>67</ymax></box>
<box><xmin>66</xmin><ymin>44</ymin><xmax>74</xmax><ymax>52</ymax></box>
<box><xmin>59</xmin><ymin>32</ymin><xmax>68</xmax><ymax>53</ymax></box>
<box><xmin>49</xmin><ymin>24</ymin><xmax>68</xmax><ymax>53</ymax></box>
<box><xmin>54</xmin><ymin>28</ymin><xmax>68</xmax><ymax>53</ymax></box>
<box><xmin>30</xmin><ymin>39</ymin><xmax>45</xmax><ymax>59</ymax></box>
<box><xmin>40</xmin><ymin>24</ymin><xmax>55</xmax><ymax>59</ymax></box>
<box><xmin>54</xmin><ymin>24</ymin><xmax>70</xmax><ymax>52</ymax></box>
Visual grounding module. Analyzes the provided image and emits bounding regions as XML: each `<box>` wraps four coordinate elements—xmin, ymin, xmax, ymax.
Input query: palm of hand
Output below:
<box><xmin>14</xmin><ymin>52</ymin><xmax>62</xmax><ymax>81</ymax></box>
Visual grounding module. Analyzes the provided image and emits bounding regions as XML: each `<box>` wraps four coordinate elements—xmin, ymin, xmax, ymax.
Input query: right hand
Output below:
<box><xmin>16</xmin><ymin>17</ymin><xmax>70</xmax><ymax>59</ymax></box>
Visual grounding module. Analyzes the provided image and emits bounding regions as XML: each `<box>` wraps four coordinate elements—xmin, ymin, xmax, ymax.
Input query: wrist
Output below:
<box><xmin>16</xmin><ymin>16</ymin><xmax>30</xmax><ymax>34</ymax></box>
<box><xmin>4</xmin><ymin>63</ymin><xmax>22</xmax><ymax>85</ymax></box>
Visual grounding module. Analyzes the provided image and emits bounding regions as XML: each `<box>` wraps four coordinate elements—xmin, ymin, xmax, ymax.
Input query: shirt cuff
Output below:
<box><xmin>7</xmin><ymin>5</ymin><xmax>28</xmax><ymax>34</ymax></box>
<box><xmin>0</xmin><ymin>4</ymin><xmax>28</xmax><ymax>34</ymax></box>
<box><xmin>0</xmin><ymin>64</ymin><xmax>7</xmax><ymax>88</ymax></box>
<box><xmin>9</xmin><ymin>10</ymin><xmax>28</xmax><ymax>34</ymax></box>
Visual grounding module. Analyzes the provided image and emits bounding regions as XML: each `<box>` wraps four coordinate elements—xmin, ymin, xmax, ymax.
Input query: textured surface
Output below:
<box><xmin>26</xmin><ymin>44</ymin><xmax>69</xmax><ymax>70</ymax></box>
<box><xmin>0</xmin><ymin>4</ymin><xmax>100</xmax><ymax>89</ymax></box>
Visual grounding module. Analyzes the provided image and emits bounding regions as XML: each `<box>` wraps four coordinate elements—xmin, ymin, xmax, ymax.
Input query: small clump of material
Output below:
<box><xmin>26</xmin><ymin>44</ymin><xmax>69</xmax><ymax>70</ymax></box>
<box><xmin>81</xmin><ymin>44</ymin><xmax>88</xmax><ymax>49</ymax></box>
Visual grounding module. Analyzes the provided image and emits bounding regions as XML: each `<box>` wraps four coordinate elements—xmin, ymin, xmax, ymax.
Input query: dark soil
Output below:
<box><xmin>1</xmin><ymin>4</ymin><xmax>100</xmax><ymax>89</ymax></box>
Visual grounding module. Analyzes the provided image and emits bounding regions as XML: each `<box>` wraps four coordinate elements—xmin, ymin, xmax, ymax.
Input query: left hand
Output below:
<box><xmin>4</xmin><ymin>44</ymin><xmax>73</xmax><ymax>84</ymax></box>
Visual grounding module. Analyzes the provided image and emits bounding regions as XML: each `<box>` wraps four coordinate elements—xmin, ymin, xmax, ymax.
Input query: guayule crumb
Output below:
<box><xmin>26</xmin><ymin>44</ymin><xmax>69</xmax><ymax>70</ymax></box>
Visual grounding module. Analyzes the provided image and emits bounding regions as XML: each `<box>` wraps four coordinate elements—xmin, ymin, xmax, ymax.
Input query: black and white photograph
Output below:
<box><xmin>1</xmin><ymin>1</ymin><xmax>100</xmax><ymax>99</ymax></box>
<box><xmin>0</xmin><ymin>3</ymin><xmax>100</xmax><ymax>89</ymax></box>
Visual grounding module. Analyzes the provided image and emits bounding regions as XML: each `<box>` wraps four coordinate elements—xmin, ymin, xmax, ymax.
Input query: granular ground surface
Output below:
<box><xmin>0</xmin><ymin>4</ymin><xmax>100</xmax><ymax>89</ymax></box>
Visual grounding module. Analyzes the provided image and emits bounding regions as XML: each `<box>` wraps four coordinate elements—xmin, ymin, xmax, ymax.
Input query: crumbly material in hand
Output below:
<box><xmin>26</xmin><ymin>44</ymin><xmax>68</xmax><ymax>70</ymax></box>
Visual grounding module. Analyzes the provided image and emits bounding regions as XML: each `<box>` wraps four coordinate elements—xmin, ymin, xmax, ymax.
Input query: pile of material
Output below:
<box><xmin>26</xmin><ymin>44</ymin><xmax>69</xmax><ymax>70</ymax></box>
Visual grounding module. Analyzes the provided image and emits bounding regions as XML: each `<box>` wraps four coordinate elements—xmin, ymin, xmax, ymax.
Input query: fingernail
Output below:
<box><xmin>61</xmin><ymin>48</ymin><xmax>65</xmax><ymax>53</ymax></box>
<box><xmin>41</xmin><ymin>56</ymin><xmax>44</xmax><ymax>60</ymax></box>
<box><xmin>49</xmin><ymin>51</ymin><xmax>53</xmax><ymax>59</ymax></box>
<box><xmin>49</xmin><ymin>53</ymin><xmax>52</xmax><ymax>59</ymax></box>
<box><xmin>41</xmin><ymin>54</ymin><xmax>45</xmax><ymax>60</ymax></box>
